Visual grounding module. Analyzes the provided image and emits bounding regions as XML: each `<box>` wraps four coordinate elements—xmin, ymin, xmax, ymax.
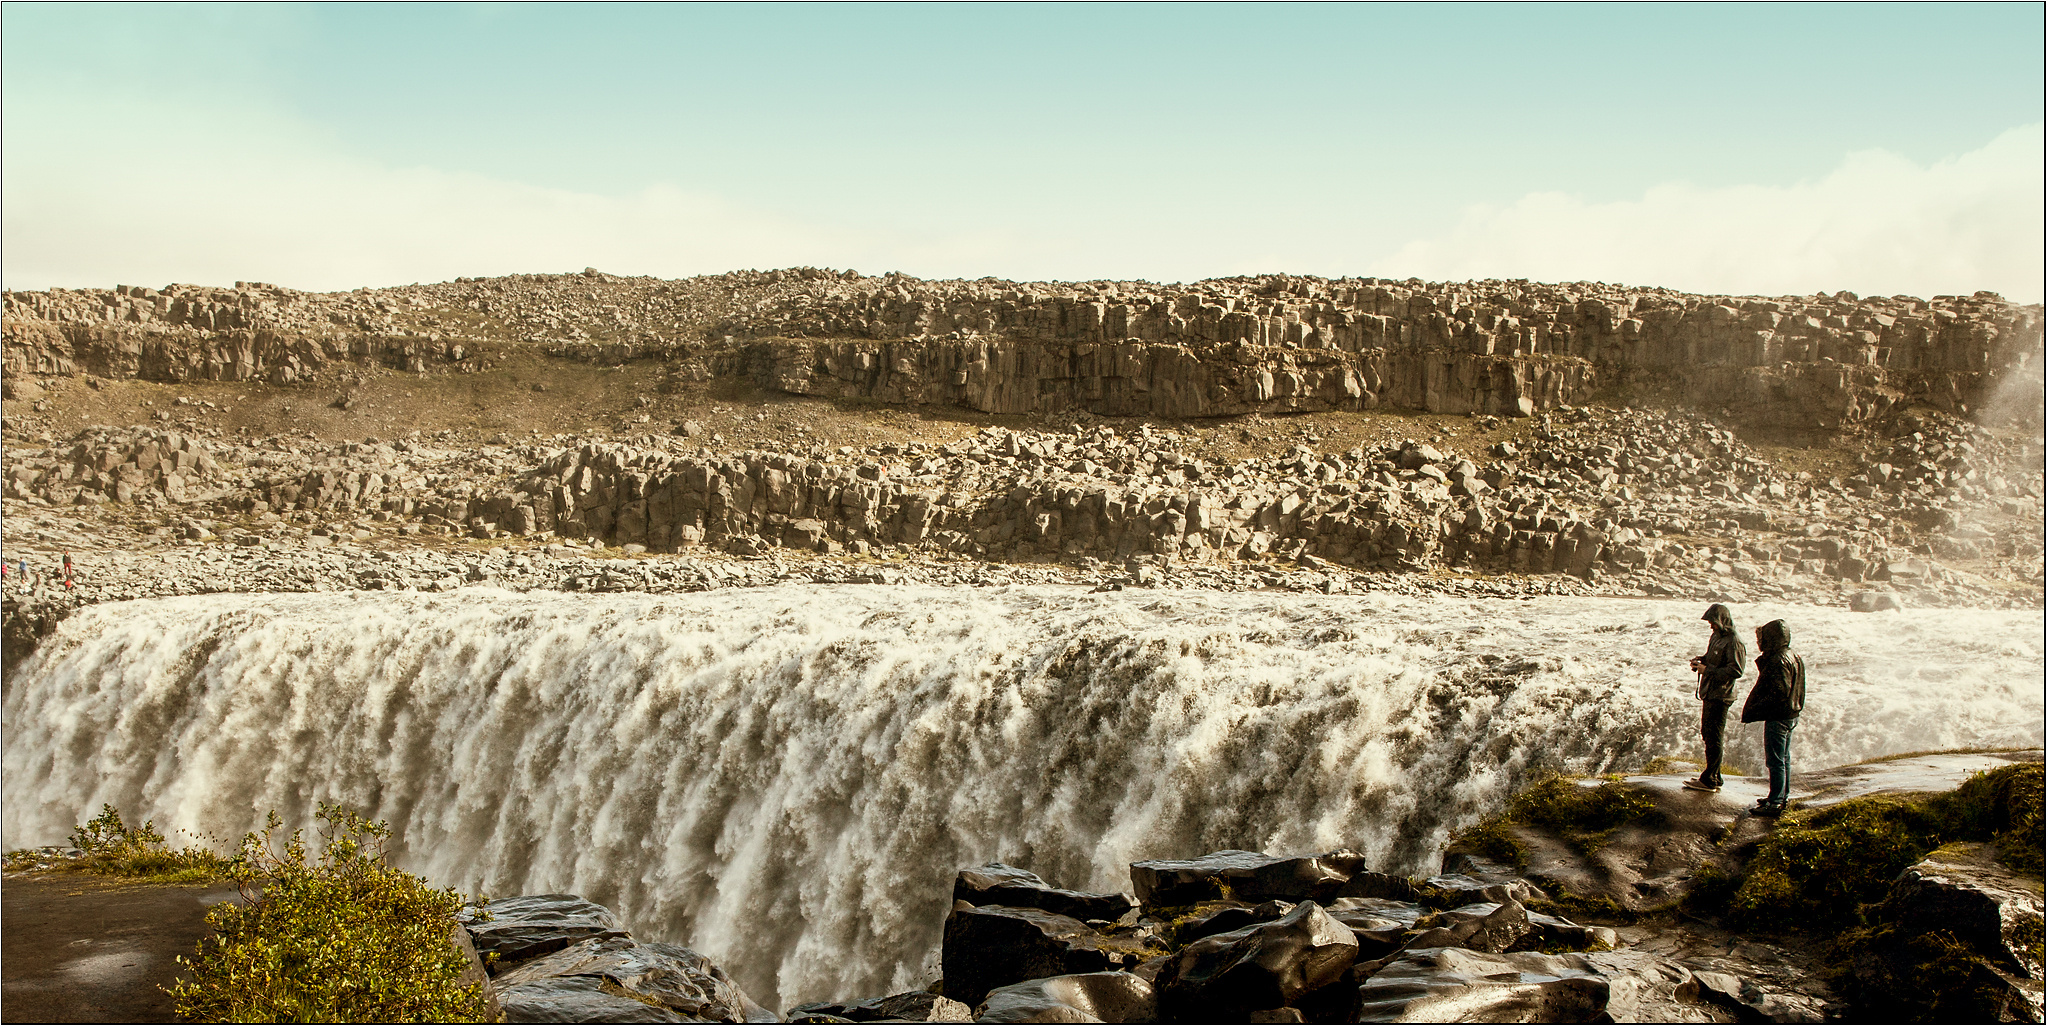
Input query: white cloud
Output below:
<box><xmin>1371</xmin><ymin>124</ymin><xmax>2044</xmax><ymax>302</ymax></box>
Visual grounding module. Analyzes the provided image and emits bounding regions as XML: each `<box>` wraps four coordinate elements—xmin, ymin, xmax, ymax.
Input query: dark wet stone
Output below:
<box><xmin>786</xmin><ymin>990</ymin><xmax>972</xmax><ymax>1023</ymax></box>
<box><xmin>491</xmin><ymin>935</ymin><xmax>774</xmax><ymax>1023</ymax></box>
<box><xmin>1128</xmin><ymin>849</ymin><xmax>1365</xmax><ymax>906</ymax></box>
<box><xmin>461</xmin><ymin>894</ymin><xmax>631</xmax><ymax>965</ymax></box>
<box><xmin>955</xmin><ymin>863</ymin><xmax>1137</xmax><ymax>923</ymax></box>
<box><xmin>941</xmin><ymin>903</ymin><xmax>1130</xmax><ymax>1009</ymax></box>
<box><xmin>974</xmin><ymin>971</ymin><xmax>1157</xmax><ymax>1024</ymax></box>
<box><xmin>1154</xmin><ymin>901</ymin><xmax>1358</xmax><ymax>1021</ymax></box>
<box><xmin>497</xmin><ymin>975</ymin><xmax>688</xmax><ymax>1024</ymax></box>
<box><xmin>1356</xmin><ymin>947</ymin><xmax>1733</xmax><ymax>1023</ymax></box>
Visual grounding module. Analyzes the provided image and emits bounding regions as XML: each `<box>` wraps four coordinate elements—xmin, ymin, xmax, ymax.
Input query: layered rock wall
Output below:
<box><xmin>5</xmin><ymin>271</ymin><xmax>2040</xmax><ymax>426</ymax></box>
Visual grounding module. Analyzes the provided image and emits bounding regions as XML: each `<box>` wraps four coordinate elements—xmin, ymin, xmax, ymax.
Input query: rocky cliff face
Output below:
<box><xmin>5</xmin><ymin>269</ymin><xmax>2040</xmax><ymax>427</ymax></box>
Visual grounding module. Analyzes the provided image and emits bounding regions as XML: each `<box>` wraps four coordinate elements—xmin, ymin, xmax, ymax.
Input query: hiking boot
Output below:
<box><xmin>1752</xmin><ymin>801</ymin><xmax>1786</xmax><ymax>817</ymax></box>
<box><xmin>1681</xmin><ymin>779</ymin><xmax>1720</xmax><ymax>793</ymax></box>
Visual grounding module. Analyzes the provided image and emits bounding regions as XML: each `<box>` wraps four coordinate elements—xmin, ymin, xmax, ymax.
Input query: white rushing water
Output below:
<box><xmin>4</xmin><ymin>586</ymin><xmax>2040</xmax><ymax>1007</ymax></box>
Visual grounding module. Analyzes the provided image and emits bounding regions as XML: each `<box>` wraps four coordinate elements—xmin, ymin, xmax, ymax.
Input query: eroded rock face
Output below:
<box><xmin>974</xmin><ymin>972</ymin><xmax>1158</xmax><ymax>1024</ymax></box>
<box><xmin>1129</xmin><ymin>849</ymin><xmax>1366</xmax><ymax>906</ymax></box>
<box><xmin>1405</xmin><ymin>900</ymin><xmax>1530</xmax><ymax>955</ymax></box>
<box><xmin>954</xmin><ymin>863</ymin><xmax>1136</xmax><ymax>923</ymax></box>
<box><xmin>940</xmin><ymin>903</ymin><xmax>1133</xmax><ymax>1009</ymax></box>
<box><xmin>459</xmin><ymin>894</ymin><xmax>630</xmax><ymax>964</ymax></box>
<box><xmin>1153</xmin><ymin>901</ymin><xmax>1359</xmax><ymax>1022</ymax></box>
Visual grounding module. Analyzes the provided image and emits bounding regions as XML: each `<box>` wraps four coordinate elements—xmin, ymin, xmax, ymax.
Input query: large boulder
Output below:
<box><xmin>1323</xmin><ymin>897</ymin><xmax>1427</xmax><ymax>963</ymax></box>
<box><xmin>1403</xmin><ymin>900</ymin><xmax>1530</xmax><ymax>955</ymax></box>
<box><xmin>955</xmin><ymin>863</ymin><xmax>1137</xmax><ymax>923</ymax></box>
<box><xmin>492</xmin><ymin>935</ymin><xmax>776</xmax><ymax>1023</ymax></box>
<box><xmin>787</xmin><ymin>989</ymin><xmax>973</xmax><ymax>1023</ymax></box>
<box><xmin>1356</xmin><ymin>947</ymin><xmax>1737</xmax><ymax>1023</ymax></box>
<box><xmin>974</xmin><ymin>972</ymin><xmax>1158</xmax><ymax>1024</ymax></box>
<box><xmin>1882</xmin><ymin>843</ymin><xmax>2044</xmax><ymax>981</ymax></box>
<box><xmin>941</xmin><ymin>903</ymin><xmax>1135</xmax><ymax>1008</ymax></box>
<box><xmin>1129</xmin><ymin>849</ymin><xmax>1365</xmax><ymax>907</ymax></box>
<box><xmin>1845</xmin><ymin>842</ymin><xmax>2046</xmax><ymax>1022</ymax></box>
<box><xmin>1153</xmin><ymin>901</ymin><xmax>1359</xmax><ymax>1022</ymax></box>
<box><xmin>460</xmin><ymin>894</ymin><xmax>631</xmax><ymax>964</ymax></box>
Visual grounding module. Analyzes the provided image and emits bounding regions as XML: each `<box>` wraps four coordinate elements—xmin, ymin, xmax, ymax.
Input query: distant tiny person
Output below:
<box><xmin>1683</xmin><ymin>604</ymin><xmax>1745</xmax><ymax>792</ymax></box>
<box><xmin>1741</xmin><ymin>619</ymin><xmax>1806</xmax><ymax>816</ymax></box>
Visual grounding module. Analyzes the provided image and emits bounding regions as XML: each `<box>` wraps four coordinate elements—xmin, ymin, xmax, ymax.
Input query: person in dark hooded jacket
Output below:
<box><xmin>1684</xmin><ymin>604</ymin><xmax>1745</xmax><ymax>791</ymax></box>
<box><xmin>1740</xmin><ymin>619</ymin><xmax>1805</xmax><ymax>815</ymax></box>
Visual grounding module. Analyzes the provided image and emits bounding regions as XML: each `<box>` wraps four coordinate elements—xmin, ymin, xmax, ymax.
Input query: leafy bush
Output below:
<box><xmin>57</xmin><ymin>804</ymin><xmax>232</xmax><ymax>882</ymax></box>
<box><xmin>165</xmin><ymin>804</ymin><xmax>494</xmax><ymax>1024</ymax></box>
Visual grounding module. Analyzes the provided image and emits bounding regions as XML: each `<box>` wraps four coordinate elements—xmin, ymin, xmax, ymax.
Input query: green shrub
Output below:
<box><xmin>1527</xmin><ymin>890</ymin><xmax>1638</xmax><ymax>925</ymax></box>
<box><xmin>165</xmin><ymin>804</ymin><xmax>495</xmax><ymax>1024</ymax></box>
<box><xmin>1726</xmin><ymin>795</ymin><xmax>1940</xmax><ymax>929</ymax></box>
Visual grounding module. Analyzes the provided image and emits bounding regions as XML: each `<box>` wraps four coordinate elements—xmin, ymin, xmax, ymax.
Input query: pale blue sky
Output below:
<box><xmin>4</xmin><ymin>3</ymin><xmax>2042</xmax><ymax>298</ymax></box>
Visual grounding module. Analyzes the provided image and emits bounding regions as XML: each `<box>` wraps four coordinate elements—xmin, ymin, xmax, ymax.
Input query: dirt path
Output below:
<box><xmin>2</xmin><ymin>873</ymin><xmax>240</xmax><ymax>1023</ymax></box>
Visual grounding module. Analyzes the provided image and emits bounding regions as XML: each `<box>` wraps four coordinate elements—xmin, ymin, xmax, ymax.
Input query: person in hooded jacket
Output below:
<box><xmin>1741</xmin><ymin>619</ymin><xmax>1806</xmax><ymax>816</ymax></box>
<box><xmin>1684</xmin><ymin>604</ymin><xmax>1745</xmax><ymax>792</ymax></box>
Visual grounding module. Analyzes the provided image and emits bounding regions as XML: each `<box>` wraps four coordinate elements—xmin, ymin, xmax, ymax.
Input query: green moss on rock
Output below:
<box><xmin>1718</xmin><ymin>762</ymin><xmax>2044</xmax><ymax>932</ymax></box>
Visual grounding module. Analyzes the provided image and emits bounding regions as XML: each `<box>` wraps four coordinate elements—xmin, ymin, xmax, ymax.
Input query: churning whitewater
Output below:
<box><xmin>3</xmin><ymin>586</ymin><xmax>2040</xmax><ymax>1007</ymax></box>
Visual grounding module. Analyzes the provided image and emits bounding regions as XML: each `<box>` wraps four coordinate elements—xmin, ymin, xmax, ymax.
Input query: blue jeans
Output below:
<box><xmin>1764</xmin><ymin>717</ymin><xmax>1799</xmax><ymax>804</ymax></box>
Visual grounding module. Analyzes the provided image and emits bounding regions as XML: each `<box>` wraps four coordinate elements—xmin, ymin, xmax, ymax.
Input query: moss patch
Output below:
<box><xmin>1713</xmin><ymin>763</ymin><xmax>2044</xmax><ymax>932</ymax></box>
<box><xmin>1510</xmin><ymin>774</ymin><xmax>1659</xmax><ymax>856</ymax></box>
<box><xmin>1448</xmin><ymin>772</ymin><xmax>1661</xmax><ymax>870</ymax></box>
<box><xmin>1527</xmin><ymin>891</ymin><xmax>1638</xmax><ymax>926</ymax></box>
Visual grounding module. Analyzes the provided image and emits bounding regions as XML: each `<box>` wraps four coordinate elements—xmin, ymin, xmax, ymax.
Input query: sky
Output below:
<box><xmin>3</xmin><ymin>2</ymin><xmax>2043</xmax><ymax>301</ymax></box>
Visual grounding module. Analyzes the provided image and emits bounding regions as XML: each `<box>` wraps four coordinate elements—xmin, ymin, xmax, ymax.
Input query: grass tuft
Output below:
<box><xmin>9</xmin><ymin>804</ymin><xmax>235</xmax><ymax>882</ymax></box>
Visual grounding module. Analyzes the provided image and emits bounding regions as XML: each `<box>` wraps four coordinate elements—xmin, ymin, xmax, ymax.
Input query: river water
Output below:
<box><xmin>4</xmin><ymin>586</ymin><xmax>2039</xmax><ymax>1007</ymax></box>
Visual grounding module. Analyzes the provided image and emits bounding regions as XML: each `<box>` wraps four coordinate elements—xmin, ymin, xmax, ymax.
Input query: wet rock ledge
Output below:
<box><xmin>461</xmin><ymin>751</ymin><xmax>2043</xmax><ymax>1024</ymax></box>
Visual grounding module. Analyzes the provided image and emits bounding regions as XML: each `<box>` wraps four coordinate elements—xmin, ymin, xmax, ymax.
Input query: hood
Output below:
<box><xmin>1758</xmin><ymin>619</ymin><xmax>1792</xmax><ymax>652</ymax></box>
<box><xmin>1701</xmin><ymin>604</ymin><xmax>1735</xmax><ymax>633</ymax></box>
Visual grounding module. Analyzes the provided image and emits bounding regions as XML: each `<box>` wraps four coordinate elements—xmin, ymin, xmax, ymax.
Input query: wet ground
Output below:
<box><xmin>1</xmin><ymin>873</ymin><xmax>239</xmax><ymax>1023</ymax></box>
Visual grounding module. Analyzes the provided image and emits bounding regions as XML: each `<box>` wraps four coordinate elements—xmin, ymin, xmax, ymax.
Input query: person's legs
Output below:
<box><xmin>1700</xmin><ymin>701</ymin><xmax>1729</xmax><ymax>787</ymax></box>
<box><xmin>1763</xmin><ymin>716</ymin><xmax>1798</xmax><ymax>806</ymax></box>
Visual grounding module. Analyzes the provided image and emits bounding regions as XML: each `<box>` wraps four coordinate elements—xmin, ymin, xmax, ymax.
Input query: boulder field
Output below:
<box><xmin>454</xmin><ymin>750</ymin><xmax>2043</xmax><ymax>1024</ymax></box>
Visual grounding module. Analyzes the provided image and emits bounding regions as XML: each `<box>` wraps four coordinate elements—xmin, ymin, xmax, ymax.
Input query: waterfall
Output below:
<box><xmin>4</xmin><ymin>586</ymin><xmax>2039</xmax><ymax>1008</ymax></box>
